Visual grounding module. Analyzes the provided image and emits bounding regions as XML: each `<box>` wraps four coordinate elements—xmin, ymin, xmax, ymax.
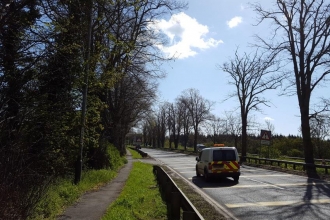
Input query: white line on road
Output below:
<box><xmin>172</xmin><ymin>167</ymin><xmax>195</xmax><ymax>170</ymax></box>
<box><xmin>241</xmin><ymin>174</ymin><xmax>293</xmax><ymax>177</ymax></box>
<box><xmin>243</xmin><ymin>177</ymin><xmax>285</xmax><ymax>189</ymax></box>
<box><xmin>226</xmin><ymin>199</ymin><xmax>330</xmax><ymax>208</ymax></box>
<box><xmin>202</xmin><ymin>182</ymin><xmax>330</xmax><ymax>188</ymax></box>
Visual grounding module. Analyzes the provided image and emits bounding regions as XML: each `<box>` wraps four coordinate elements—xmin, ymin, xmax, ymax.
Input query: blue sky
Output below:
<box><xmin>152</xmin><ymin>0</ymin><xmax>328</xmax><ymax>136</ymax></box>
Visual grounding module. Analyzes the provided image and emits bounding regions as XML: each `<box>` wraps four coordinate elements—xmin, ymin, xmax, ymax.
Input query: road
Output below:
<box><xmin>142</xmin><ymin>148</ymin><xmax>330</xmax><ymax>220</ymax></box>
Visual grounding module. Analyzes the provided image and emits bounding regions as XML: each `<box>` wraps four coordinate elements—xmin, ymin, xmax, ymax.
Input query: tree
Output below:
<box><xmin>252</xmin><ymin>0</ymin><xmax>330</xmax><ymax>171</ymax></box>
<box><xmin>157</xmin><ymin>104</ymin><xmax>167</xmax><ymax>148</ymax></box>
<box><xmin>205</xmin><ymin>115</ymin><xmax>225</xmax><ymax>144</ymax></box>
<box><xmin>95</xmin><ymin>0</ymin><xmax>186</xmax><ymax>150</ymax></box>
<box><xmin>0</xmin><ymin>1</ymin><xmax>47</xmax><ymax>218</ymax></box>
<box><xmin>220</xmin><ymin>49</ymin><xmax>283</xmax><ymax>161</ymax></box>
<box><xmin>176</xmin><ymin>98</ymin><xmax>191</xmax><ymax>149</ymax></box>
<box><xmin>310</xmin><ymin>114</ymin><xmax>330</xmax><ymax>158</ymax></box>
<box><xmin>179</xmin><ymin>89</ymin><xmax>213</xmax><ymax>152</ymax></box>
<box><xmin>265</xmin><ymin>119</ymin><xmax>275</xmax><ymax>135</ymax></box>
<box><xmin>166</xmin><ymin>102</ymin><xmax>176</xmax><ymax>149</ymax></box>
<box><xmin>224</xmin><ymin>111</ymin><xmax>242</xmax><ymax>149</ymax></box>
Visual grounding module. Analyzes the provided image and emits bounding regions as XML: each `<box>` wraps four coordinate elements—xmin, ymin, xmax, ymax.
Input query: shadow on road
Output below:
<box><xmin>191</xmin><ymin>176</ymin><xmax>239</xmax><ymax>188</ymax></box>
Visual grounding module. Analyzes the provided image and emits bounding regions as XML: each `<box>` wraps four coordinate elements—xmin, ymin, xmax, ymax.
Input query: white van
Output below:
<box><xmin>195</xmin><ymin>146</ymin><xmax>240</xmax><ymax>182</ymax></box>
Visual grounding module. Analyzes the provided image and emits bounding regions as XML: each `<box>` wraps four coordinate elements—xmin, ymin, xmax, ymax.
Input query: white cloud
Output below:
<box><xmin>264</xmin><ymin>117</ymin><xmax>274</xmax><ymax>121</ymax></box>
<box><xmin>227</xmin><ymin>16</ymin><xmax>242</xmax><ymax>28</ymax></box>
<box><xmin>151</xmin><ymin>12</ymin><xmax>223</xmax><ymax>59</ymax></box>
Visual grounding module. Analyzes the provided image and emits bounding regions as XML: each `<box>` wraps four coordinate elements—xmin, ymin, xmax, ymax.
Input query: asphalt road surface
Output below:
<box><xmin>142</xmin><ymin>148</ymin><xmax>330</xmax><ymax>220</ymax></box>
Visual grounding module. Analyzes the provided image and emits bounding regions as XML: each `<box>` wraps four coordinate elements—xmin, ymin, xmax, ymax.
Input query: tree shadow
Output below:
<box><xmin>233</xmin><ymin>174</ymin><xmax>330</xmax><ymax>220</ymax></box>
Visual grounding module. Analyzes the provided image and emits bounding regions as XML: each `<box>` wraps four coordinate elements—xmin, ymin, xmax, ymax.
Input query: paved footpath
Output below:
<box><xmin>57</xmin><ymin>151</ymin><xmax>134</xmax><ymax>220</ymax></box>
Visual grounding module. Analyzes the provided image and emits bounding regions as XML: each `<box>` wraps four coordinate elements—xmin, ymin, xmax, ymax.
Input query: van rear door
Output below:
<box><xmin>211</xmin><ymin>149</ymin><xmax>240</xmax><ymax>173</ymax></box>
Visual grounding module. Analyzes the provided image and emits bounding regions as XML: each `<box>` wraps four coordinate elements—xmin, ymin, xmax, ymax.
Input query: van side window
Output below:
<box><xmin>213</xmin><ymin>150</ymin><xmax>236</xmax><ymax>161</ymax></box>
<box><xmin>201</xmin><ymin>151</ymin><xmax>207</xmax><ymax>161</ymax></box>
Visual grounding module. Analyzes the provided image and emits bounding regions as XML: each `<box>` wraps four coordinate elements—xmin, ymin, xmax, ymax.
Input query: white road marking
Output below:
<box><xmin>241</xmin><ymin>174</ymin><xmax>293</xmax><ymax>177</ymax></box>
<box><xmin>243</xmin><ymin>177</ymin><xmax>285</xmax><ymax>189</ymax></box>
<box><xmin>172</xmin><ymin>167</ymin><xmax>196</xmax><ymax>169</ymax></box>
<box><xmin>202</xmin><ymin>182</ymin><xmax>330</xmax><ymax>189</ymax></box>
<box><xmin>226</xmin><ymin>199</ymin><xmax>330</xmax><ymax>208</ymax></box>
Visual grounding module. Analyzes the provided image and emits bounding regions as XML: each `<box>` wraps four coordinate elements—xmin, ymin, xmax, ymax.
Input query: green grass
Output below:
<box><xmin>30</xmin><ymin>146</ymin><xmax>127</xmax><ymax>220</ymax></box>
<box><xmin>127</xmin><ymin>147</ymin><xmax>143</xmax><ymax>159</ymax></box>
<box><xmin>31</xmin><ymin>169</ymin><xmax>121</xmax><ymax>220</ymax></box>
<box><xmin>102</xmin><ymin>162</ymin><xmax>167</xmax><ymax>220</ymax></box>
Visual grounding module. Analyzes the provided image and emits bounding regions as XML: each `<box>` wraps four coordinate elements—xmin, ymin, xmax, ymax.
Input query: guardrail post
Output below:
<box><xmin>165</xmin><ymin>179</ymin><xmax>172</xmax><ymax>202</ymax></box>
<box><xmin>171</xmin><ymin>192</ymin><xmax>181</xmax><ymax>220</ymax></box>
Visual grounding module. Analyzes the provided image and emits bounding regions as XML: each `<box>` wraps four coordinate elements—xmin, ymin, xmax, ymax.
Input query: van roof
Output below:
<box><xmin>202</xmin><ymin>146</ymin><xmax>237</xmax><ymax>151</ymax></box>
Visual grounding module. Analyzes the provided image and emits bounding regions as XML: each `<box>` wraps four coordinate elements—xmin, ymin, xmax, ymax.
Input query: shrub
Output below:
<box><xmin>287</xmin><ymin>149</ymin><xmax>303</xmax><ymax>157</ymax></box>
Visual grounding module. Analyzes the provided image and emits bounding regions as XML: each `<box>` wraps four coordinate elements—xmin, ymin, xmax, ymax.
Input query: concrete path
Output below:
<box><xmin>57</xmin><ymin>152</ymin><xmax>133</xmax><ymax>220</ymax></box>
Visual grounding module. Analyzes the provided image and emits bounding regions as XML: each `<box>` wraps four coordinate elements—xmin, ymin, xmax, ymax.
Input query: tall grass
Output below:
<box><xmin>30</xmin><ymin>145</ymin><xmax>127</xmax><ymax>219</ymax></box>
<box><xmin>102</xmin><ymin>162</ymin><xmax>167</xmax><ymax>220</ymax></box>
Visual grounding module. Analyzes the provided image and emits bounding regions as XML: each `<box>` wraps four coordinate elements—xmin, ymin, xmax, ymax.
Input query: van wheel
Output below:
<box><xmin>196</xmin><ymin>167</ymin><xmax>200</xmax><ymax>177</ymax></box>
<box><xmin>204</xmin><ymin>169</ymin><xmax>209</xmax><ymax>182</ymax></box>
<box><xmin>233</xmin><ymin>177</ymin><xmax>239</xmax><ymax>182</ymax></box>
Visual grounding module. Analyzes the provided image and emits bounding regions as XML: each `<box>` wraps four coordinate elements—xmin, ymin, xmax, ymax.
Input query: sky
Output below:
<box><xmin>152</xmin><ymin>0</ymin><xmax>329</xmax><ymax>137</ymax></box>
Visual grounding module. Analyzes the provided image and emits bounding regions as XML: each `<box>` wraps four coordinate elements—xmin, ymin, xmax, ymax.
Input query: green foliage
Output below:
<box><xmin>102</xmin><ymin>162</ymin><xmax>167</xmax><ymax>220</ymax></box>
<box><xmin>286</xmin><ymin>149</ymin><xmax>304</xmax><ymax>157</ymax></box>
<box><xmin>127</xmin><ymin>147</ymin><xmax>143</xmax><ymax>159</ymax></box>
<box><xmin>272</xmin><ymin>137</ymin><xmax>303</xmax><ymax>156</ymax></box>
<box><xmin>86</xmin><ymin>141</ymin><xmax>127</xmax><ymax>170</ymax></box>
<box><xmin>107</xmin><ymin>144</ymin><xmax>127</xmax><ymax>170</ymax></box>
<box><xmin>257</xmin><ymin>146</ymin><xmax>281</xmax><ymax>158</ymax></box>
<box><xmin>30</xmin><ymin>168</ymin><xmax>122</xmax><ymax>219</ymax></box>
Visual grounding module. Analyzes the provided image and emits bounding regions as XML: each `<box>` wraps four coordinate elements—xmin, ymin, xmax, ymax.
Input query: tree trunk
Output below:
<box><xmin>194</xmin><ymin>129</ymin><xmax>198</xmax><ymax>152</ymax></box>
<box><xmin>301</xmin><ymin>107</ymin><xmax>316</xmax><ymax>173</ymax></box>
<box><xmin>174</xmin><ymin>135</ymin><xmax>179</xmax><ymax>149</ymax></box>
<box><xmin>241</xmin><ymin>114</ymin><xmax>247</xmax><ymax>162</ymax></box>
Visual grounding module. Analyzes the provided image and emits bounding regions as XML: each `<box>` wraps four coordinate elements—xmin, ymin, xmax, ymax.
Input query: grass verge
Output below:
<box><xmin>127</xmin><ymin>147</ymin><xmax>143</xmax><ymax>159</ymax></box>
<box><xmin>31</xmin><ymin>169</ymin><xmax>121</xmax><ymax>219</ymax></box>
<box><xmin>102</xmin><ymin>162</ymin><xmax>167</xmax><ymax>220</ymax></box>
<box><xmin>30</xmin><ymin>151</ymin><xmax>127</xmax><ymax>220</ymax></box>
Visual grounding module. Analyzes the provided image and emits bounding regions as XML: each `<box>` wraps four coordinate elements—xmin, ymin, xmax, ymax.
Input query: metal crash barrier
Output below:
<box><xmin>242</xmin><ymin>156</ymin><xmax>330</xmax><ymax>174</ymax></box>
<box><xmin>153</xmin><ymin>165</ymin><xmax>204</xmax><ymax>220</ymax></box>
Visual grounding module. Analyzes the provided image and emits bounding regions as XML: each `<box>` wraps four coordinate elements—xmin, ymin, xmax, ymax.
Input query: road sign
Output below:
<box><xmin>260</xmin><ymin>130</ymin><xmax>271</xmax><ymax>145</ymax></box>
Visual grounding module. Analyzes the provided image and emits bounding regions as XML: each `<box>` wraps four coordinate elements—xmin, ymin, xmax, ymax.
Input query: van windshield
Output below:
<box><xmin>213</xmin><ymin>150</ymin><xmax>236</xmax><ymax>161</ymax></box>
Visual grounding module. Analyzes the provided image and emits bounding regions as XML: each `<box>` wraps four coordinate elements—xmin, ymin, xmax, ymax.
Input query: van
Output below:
<box><xmin>195</xmin><ymin>146</ymin><xmax>240</xmax><ymax>182</ymax></box>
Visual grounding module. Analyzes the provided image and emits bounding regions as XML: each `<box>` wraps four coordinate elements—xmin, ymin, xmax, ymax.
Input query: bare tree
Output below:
<box><xmin>179</xmin><ymin>89</ymin><xmax>213</xmax><ymax>152</ymax></box>
<box><xmin>220</xmin><ymin>49</ymin><xmax>284</xmax><ymax>161</ymax></box>
<box><xmin>224</xmin><ymin>111</ymin><xmax>242</xmax><ymax>149</ymax></box>
<box><xmin>177</xmin><ymin>98</ymin><xmax>192</xmax><ymax>149</ymax></box>
<box><xmin>265</xmin><ymin>119</ymin><xmax>275</xmax><ymax>135</ymax></box>
<box><xmin>167</xmin><ymin>101</ymin><xmax>185</xmax><ymax>149</ymax></box>
<box><xmin>252</xmin><ymin>0</ymin><xmax>330</xmax><ymax>171</ymax></box>
<box><xmin>156</xmin><ymin>103</ymin><xmax>167</xmax><ymax>148</ymax></box>
<box><xmin>206</xmin><ymin>115</ymin><xmax>225</xmax><ymax>144</ymax></box>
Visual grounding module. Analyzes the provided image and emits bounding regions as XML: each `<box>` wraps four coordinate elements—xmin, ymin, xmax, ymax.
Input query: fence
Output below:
<box><xmin>243</xmin><ymin>156</ymin><xmax>330</xmax><ymax>174</ymax></box>
<box><xmin>153</xmin><ymin>165</ymin><xmax>203</xmax><ymax>220</ymax></box>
